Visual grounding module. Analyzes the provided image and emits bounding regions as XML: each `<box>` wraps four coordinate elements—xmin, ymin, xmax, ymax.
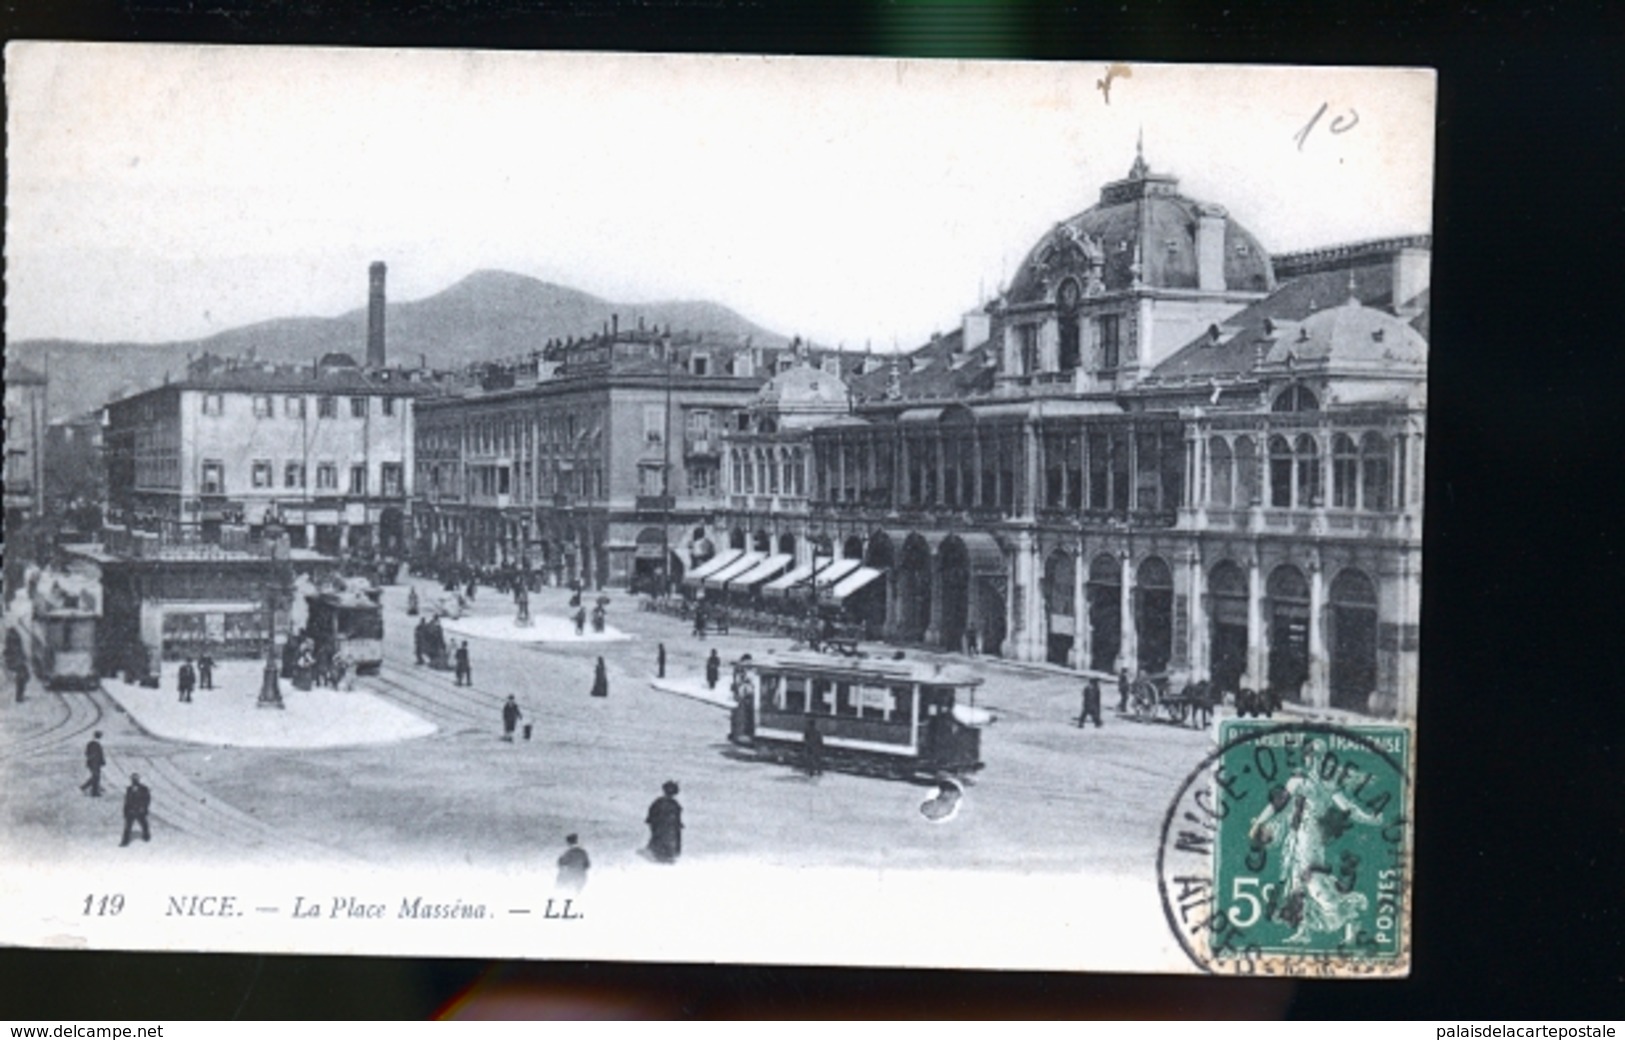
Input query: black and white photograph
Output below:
<box><xmin>3</xmin><ymin>45</ymin><xmax>1434</xmax><ymax>974</ymax></box>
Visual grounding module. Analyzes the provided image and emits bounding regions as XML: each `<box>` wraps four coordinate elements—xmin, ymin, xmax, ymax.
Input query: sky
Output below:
<box><xmin>6</xmin><ymin>45</ymin><xmax>1435</xmax><ymax>351</ymax></box>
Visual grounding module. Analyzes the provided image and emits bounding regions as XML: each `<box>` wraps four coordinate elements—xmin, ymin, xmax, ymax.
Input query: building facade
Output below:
<box><xmin>711</xmin><ymin>151</ymin><xmax>1428</xmax><ymax>719</ymax></box>
<box><xmin>103</xmin><ymin>357</ymin><xmax>420</xmax><ymax>556</ymax></box>
<box><xmin>3</xmin><ymin>362</ymin><xmax>49</xmax><ymax>597</ymax></box>
<box><xmin>413</xmin><ymin>329</ymin><xmax>769</xmax><ymax>589</ymax></box>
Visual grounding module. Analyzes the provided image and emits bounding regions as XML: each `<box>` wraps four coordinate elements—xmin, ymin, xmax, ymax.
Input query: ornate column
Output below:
<box><xmin>1069</xmin><ymin>540</ymin><xmax>1087</xmax><ymax>670</ymax></box>
<box><xmin>1185</xmin><ymin>546</ymin><xmax>1206</xmax><ymax>680</ymax></box>
<box><xmin>1307</xmin><ymin>551</ymin><xmax>1329</xmax><ymax>707</ymax></box>
<box><xmin>1247</xmin><ymin>554</ymin><xmax>1266</xmax><ymax>690</ymax></box>
<box><xmin>1119</xmin><ymin>549</ymin><xmax>1137</xmax><ymax>673</ymax></box>
<box><xmin>924</xmin><ymin>543</ymin><xmax>944</xmax><ymax>647</ymax></box>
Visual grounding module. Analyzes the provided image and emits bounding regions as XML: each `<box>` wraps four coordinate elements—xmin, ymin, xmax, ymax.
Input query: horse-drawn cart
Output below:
<box><xmin>1125</xmin><ymin>673</ymin><xmax>1220</xmax><ymax>729</ymax></box>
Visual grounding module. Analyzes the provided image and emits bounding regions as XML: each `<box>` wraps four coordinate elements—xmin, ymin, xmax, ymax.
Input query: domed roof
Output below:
<box><xmin>1261</xmin><ymin>297</ymin><xmax>1427</xmax><ymax>371</ymax></box>
<box><xmin>1005</xmin><ymin>147</ymin><xmax>1275</xmax><ymax>304</ymax></box>
<box><xmin>755</xmin><ymin>362</ymin><xmax>850</xmax><ymax>409</ymax></box>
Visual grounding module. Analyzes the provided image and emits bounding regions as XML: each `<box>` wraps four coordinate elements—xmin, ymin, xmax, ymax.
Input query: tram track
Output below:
<box><xmin>367</xmin><ymin>663</ymin><xmax>502</xmax><ymax>733</ymax></box>
<box><xmin>0</xmin><ymin>689</ymin><xmax>105</xmax><ymax>760</ymax></box>
<box><xmin>100</xmin><ymin>750</ymin><xmax>358</xmax><ymax>861</ymax></box>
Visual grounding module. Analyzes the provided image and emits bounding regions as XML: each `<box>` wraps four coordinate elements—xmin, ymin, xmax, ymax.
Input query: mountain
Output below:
<box><xmin>6</xmin><ymin>271</ymin><xmax>792</xmax><ymax>422</ymax></box>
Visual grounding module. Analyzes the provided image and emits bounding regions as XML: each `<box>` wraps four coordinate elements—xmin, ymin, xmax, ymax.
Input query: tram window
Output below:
<box><xmin>856</xmin><ymin>685</ymin><xmax>890</xmax><ymax>721</ymax></box>
<box><xmin>891</xmin><ymin>686</ymin><xmax>912</xmax><ymax>722</ymax></box>
<box><xmin>811</xmin><ymin>678</ymin><xmax>834</xmax><ymax>714</ymax></box>
<box><xmin>759</xmin><ymin>675</ymin><xmax>780</xmax><ymax>707</ymax></box>
<box><xmin>784</xmin><ymin>677</ymin><xmax>807</xmax><ymax>713</ymax></box>
<box><xmin>835</xmin><ymin>682</ymin><xmax>858</xmax><ymax>717</ymax></box>
<box><xmin>921</xmin><ymin>686</ymin><xmax>954</xmax><ymax>717</ymax></box>
<box><xmin>343</xmin><ymin>610</ymin><xmax>383</xmax><ymax>640</ymax></box>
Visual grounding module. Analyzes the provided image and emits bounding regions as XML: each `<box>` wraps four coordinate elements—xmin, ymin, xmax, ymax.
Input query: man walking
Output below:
<box><xmin>1117</xmin><ymin>668</ymin><xmax>1132</xmax><ymax>713</ymax></box>
<box><xmin>81</xmin><ymin>731</ymin><xmax>105</xmax><ymax>796</ymax></box>
<box><xmin>1078</xmin><ymin>678</ymin><xmax>1103</xmax><ymax>729</ymax></box>
<box><xmin>802</xmin><ymin>716</ymin><xmax>824</xmax><ymax>777</ymax></box>
<box><xmin>177</xmin><ymin>658</ymin><xmax>197</xmax><ymax>703</ymax></box>
<box><xmin>454</xmin><ymin>641</ymin><xmax>472</xmax><ymax>686</ymax></box>
<box><xmin>705</xmin><ymin>649</ymin><xmax>721</xmax><ymax>691</ymax></box>
<box><xmin>197</xmin><ymin>651</ymin><xmax>215</xmax><ymax>690</ymax></box>
<box><xmin>501</xmin><ymin>695</ymin><xmax>522</xmax><ymax>742</ymax></box>
<box><xmin>657</xmin><ymin>642</ymin><xmax>666</xmax><ymax>679</ymax></box>
<box><xmin>120</xmin><ymin>773</ymin><xmax>151</xmax><ymax>846</ymax></box>
<box><xmin>6</xmin><ymin>628</ymin><xmax>29</xmax><ymax>703</ymax></box>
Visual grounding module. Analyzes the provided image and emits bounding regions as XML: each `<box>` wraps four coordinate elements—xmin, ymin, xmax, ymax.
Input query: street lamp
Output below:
<box><xmin>258</xmin><ymin>506</ymin><xmax>288</xmax><ymax>709</ymax></box>
<box><xmin>661</xmin><ymin>332</ymin><xmax>674</xmax><ymax>598</ymax></box>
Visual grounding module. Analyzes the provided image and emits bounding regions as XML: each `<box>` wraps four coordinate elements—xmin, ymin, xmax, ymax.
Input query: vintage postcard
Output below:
<box><xmin>3</xmin><ymin>44</ymin><xmax>1431</xmax><ymax>974</ymax></box>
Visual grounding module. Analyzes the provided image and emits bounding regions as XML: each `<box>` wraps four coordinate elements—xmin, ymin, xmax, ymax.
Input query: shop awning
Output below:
<box><xmin>704</xmin><ymin>552</ymin><xmax>765</xmax><ymax>588</ymax></box>
<box><xmin>825</xmin><ymin>566</ymin><xmax>885</xmax><ymax>603</ymax></box>
<box><xmin>762</xmin><ymin>557</ymin><xmax>825</xmax><ymax>598</ymax></box>
<box><xmin>726</xmin><ymin>553</ymin><xmax>793</xmax><ymax>589</ymax></box>
<box><xmin>809</xmin><ymin>557</ymin><xmax>862</xmax><ymax>590</ymax></box>
<box><xmin>682</xmin><ymin>548</ymin><xmax>742</xmax><ymax>586</ymax></box>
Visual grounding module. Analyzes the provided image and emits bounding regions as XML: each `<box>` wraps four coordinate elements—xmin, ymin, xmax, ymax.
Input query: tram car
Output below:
<box><xmin>303</xmin><ymin>587</ymin><xmax>384</xmax><ymax>675</ymax></box>
<box><xmin>10</xmin><ymin>561</ymin><xmax>103</xmax><ymax>690</ymax></box>
<box><xmin>728</xmin><ymin>649</ymin><xmax>986</xmax><ymax>779</ymax></box>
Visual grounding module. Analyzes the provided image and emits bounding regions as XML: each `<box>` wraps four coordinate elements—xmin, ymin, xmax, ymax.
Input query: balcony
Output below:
<box><xmin>636</xmin><ymin>494</ymin><xmax>676</xmax><ymax>513</ymax></box>
<box><xmin>685</xmin><ymin>437</ymin><xmax>719</xmax><ymax>459</ymax></box>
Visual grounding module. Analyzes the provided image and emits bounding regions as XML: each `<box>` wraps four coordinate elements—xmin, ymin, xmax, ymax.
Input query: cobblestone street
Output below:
<box><xmin>1</xmin><ymin>576</ymin><xmax>1219</xmax><ymax>881</ymax></box>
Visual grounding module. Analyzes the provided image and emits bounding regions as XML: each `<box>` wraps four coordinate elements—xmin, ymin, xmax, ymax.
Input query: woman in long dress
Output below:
<box><xmin>589</xmin><ymin>657</ymin><xmax>609</xmax><ymax>698</ymax></box>
<box><xmin>1248</xmin><ymin>740</ymin><xmax>1383</xmax><ymax>944</ymax></box>
<box><xmin>645</xmin><ymin>781</ymin><xmax>683</xmax><ymax>863</ymax></box>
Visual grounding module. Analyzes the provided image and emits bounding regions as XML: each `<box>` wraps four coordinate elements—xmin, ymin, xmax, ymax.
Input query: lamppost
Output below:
<box><xmin>661</xmin><ymin>332</ymin><xmax>675</xmax><ymax>597</ymax></box>
<box><xmin>258</xmin><ymin>506</ymin><xmax>288</xmax><ymax>709</ymax></box>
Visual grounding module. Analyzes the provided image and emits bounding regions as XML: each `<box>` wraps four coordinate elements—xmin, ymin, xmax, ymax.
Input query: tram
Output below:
<box><xmin>727</xmin><ymin>648</ymin><xmax>986</xmax><ymax>779</ymax></box>
<box><xmin>9</xmin><ymin>560</ymin><xmax>102</xmax><ymax>690</ymax></box>
<box><xmin>303</xmin><ymin>587</ymin><xmax>384</xmax><ymax>675</ymax></box>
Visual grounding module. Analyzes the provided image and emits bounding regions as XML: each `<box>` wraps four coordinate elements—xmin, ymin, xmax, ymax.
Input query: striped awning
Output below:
<box><xmin>825</xmin><ymin>566</ymin><xmax>885</xmax><ymax>603</ymax></box>
<box><xmin>808</xmin><ymin>557</ymin><xmax>862</xmax><ymax>589</ymax></box>
<box><xmin>682</xmin><ymin>548</ymin><xmax>742</xmax><ymax>586</ymax></box>
<box><xmin>762</xmin><ymin>557</ymin><xmax>826</xmax><ymax>598</ymax></box>
<box><xmin>704</xmin><ymin>552</ymin><xmax>765</xmax><ymax>588</ymax></box>
<box><xmin>726</xmin><ymin>553</ymin><xmax>793</xmax><ymax>589</ymax></box>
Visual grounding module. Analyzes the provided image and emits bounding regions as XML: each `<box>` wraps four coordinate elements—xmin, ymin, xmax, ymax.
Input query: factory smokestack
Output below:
<box><xmin>367</xmin><ymin>261</ymin><xmax>387</xmax><ymax>368</ymax></box>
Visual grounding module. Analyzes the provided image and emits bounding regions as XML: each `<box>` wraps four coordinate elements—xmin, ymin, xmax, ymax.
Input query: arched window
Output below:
<box><xmin>1209</xmin><ymin>437</ymin><xmax>1233</xmax><ymax>507</ymax></box>
<box><xmin>1269</xmin><ymin>435</ymin><xmax>1294</xmax><ymax>508</ymax></box>
<box><xmin>1057</xmin><ymin>278</ymin><xmax>1082</xmax><ymax>371</ymax></box>
<box><xmin>1361</xmin><ymin>432</ymin><xmax>1392</xmax><ymax>512</ymax></box>
<box><xmin>1234</xmin><ymin>435</ymin><xmax>1259</xmax><ymax>507</ymax></box>
<box><xmin>1272</xmin><ymin>384</ymin><xmax>1320</xmax><ymax>412</ymax></box>
<box><xmin>1332</xmin><ymin>433</ymin><xmax>1359</xmax><ymax>508</ymax></box>
<box><xmin>1294</xmin><ymin>434</ymin><xmax>1321</xmax><ymax>508</ymax></box>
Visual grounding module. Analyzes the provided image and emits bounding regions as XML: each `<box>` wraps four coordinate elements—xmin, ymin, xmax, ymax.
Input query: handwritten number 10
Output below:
<box><xmin>84</xmin><ymin>894</ymin><xmax>124</xmax><ymax>916</ymax></box>
<box><xmin>1295</xmin><ymin>102</ymin><xmax>1360</xmax><ymax>151</ymax></box>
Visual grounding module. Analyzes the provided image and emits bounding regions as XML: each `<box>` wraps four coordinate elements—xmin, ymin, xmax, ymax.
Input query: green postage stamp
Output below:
<box><xmin>1159</xmin><ymin>721</ymin><xmax>1413</xmax><ymax>976</ymax></box>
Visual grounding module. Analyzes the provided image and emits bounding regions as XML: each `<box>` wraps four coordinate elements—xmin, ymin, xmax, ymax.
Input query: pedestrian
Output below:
<box><xmin>407</xmin><ymin>587</ymin><xmax>420</xmax><ymax>616</ymax></box>
<box><xmin>1117</xmin><ymin>668</ymin><xmax>1132</xmax><ymax>713</ymax></box>
<box><xmin>466</xmin><ymin>578</ymin><xmax>477</xmax><ymax>601</ymax></box>
<box><xmin>81</xmin><ymin>731</ymin><xmax>105</xmax><ymax>797</ymax></box>
<box><xmin>590</xmin><ymin>657</ymin><xmax>609</xmax><ymax>699</ymax></box>
<box><xmin>197</xmin><ymin>651</ymin><xmax>215</xmax><ymax>690</ymax></box>
<box><xmin>10</xmin><ymin>654</ymin><xmax>28</xmax><ymax>703</ymax></box>
<box><xmin>1079</xmin><ymin>679</ymin><xmax>1103</xmax><ymax>729</ymax></box>
<box><xmin>177</xmin><ymin>658</ymin><xmax>197</xmax><ymax>703</ymax></box>
<box><xmin>705</xmin><ymin>649</ymin><xmax>721</xmax><ymax>690</ymax></box>
<box><xmin>414</xmin><ymin>618</ymin><xmax>427</xmax><ymax>666</ymax></box>
<box><xmin>802</xmin><ymin>716</ymin><xmax>824</xmax><ymax>777</ymax></box>
<box><xmin>120</xmin><ymin>772</ymin><xmax>151</xmax><ymax>846</ymax></box>
<box><xmin>645</xmin><ymin>780</ymin><xmax>683</xmax><ymax>864</ymax></box>
<box><xmin>556</xmin><ymin>833</ymin><xmax>590</xmax><ymax>893</ymax></box>
<box><xmin>692</xmin><ymin>605</ymin><xmax>707</xmax><ymax>639</ymax></box>
<box><xmin>454</xmin><ymin>641</ymin><xmax>472</xmax><ymax>686</ymax></box>
<box><xmin>656</xmin><ymin>642</ymin><xmax>666</xmax><ymax>679</ymax></box>
<box><xmin>573</xmin><ymin>607</ymin><xmax>586</xmax><ymax>636</ymax></box>
<box><xmin>501</xmin><ymin>694</ymin><xmax>522</xmax><ymax>741</ymax></box>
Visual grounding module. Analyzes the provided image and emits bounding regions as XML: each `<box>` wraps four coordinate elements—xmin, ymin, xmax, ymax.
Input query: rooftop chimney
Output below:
<box><xmin>367</xmin><ymin>262</ymin><xmax>387</xmax><ymax>368</ymax></box>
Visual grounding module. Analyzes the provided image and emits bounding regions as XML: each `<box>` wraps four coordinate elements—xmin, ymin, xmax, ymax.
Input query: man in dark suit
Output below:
<box><xmin>121</xmin><ymin>773</ymin><xmax>151</xmax><ymax>846</ymax></box>
<box><xmin>197</xmin><ymin>651</ymin><xmax>215</xmax><ymax>690</ymax></box>
<box><xmin>81</xmin><ymin>731</ymin><xmax>106</xmax><ymax>796</ymax></box>
<box><xmin>177</xmin><ymin>658</ymin><xmax>196</xmax><ymax>703</ymax></box>
<box><xmin>454</xmin><ymin>641</ymin><xmax>472</xmax><ymax>686</ymax></box>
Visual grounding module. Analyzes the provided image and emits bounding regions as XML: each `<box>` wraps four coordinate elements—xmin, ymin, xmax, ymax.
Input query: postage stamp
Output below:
<box><xmin>1159</xmin><ymin>721</ymin><xmax>1412</xmax><ymax>976</ymax></box>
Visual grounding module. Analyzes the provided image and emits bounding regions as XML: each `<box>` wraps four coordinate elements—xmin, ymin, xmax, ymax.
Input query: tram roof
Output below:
<box><xmin>741</xmin><ymin>649</ymin><xmax>983</xmax><ymax>687</ymax></box>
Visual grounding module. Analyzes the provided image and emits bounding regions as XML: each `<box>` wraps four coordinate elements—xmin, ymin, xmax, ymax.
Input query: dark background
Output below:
<box><xmin>2</xmin><ymin>0</ymin><xmax>1620</xmax><ymax>1020</ymax></box>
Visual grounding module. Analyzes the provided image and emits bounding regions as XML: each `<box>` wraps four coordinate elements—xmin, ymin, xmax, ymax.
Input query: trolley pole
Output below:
<box><xmin>257</xmin><ymin>508</ymin><xmax>287</xmax><ymax>709</ymax></box>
